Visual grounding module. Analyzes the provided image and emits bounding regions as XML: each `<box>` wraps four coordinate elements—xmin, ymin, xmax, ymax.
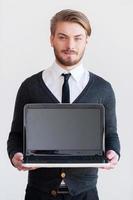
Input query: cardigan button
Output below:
<box><xmin>61</xmin><ymin>172</ymin><xmax>66</xmax><ymax>178</ymax></box>
<box><xmin>51</xmin><ymin>190</ymin><xmax>57</xmax><ymax>197</ymax></box>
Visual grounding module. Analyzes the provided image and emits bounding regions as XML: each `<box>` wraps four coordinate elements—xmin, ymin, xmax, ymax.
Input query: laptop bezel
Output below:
<box><xmin>23</xmin><ymin>103</ymin><xmax>105</xmax><ymax>165</ymax></box>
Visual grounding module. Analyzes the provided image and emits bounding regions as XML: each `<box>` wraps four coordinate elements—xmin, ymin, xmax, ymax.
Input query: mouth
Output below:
<box><xmin>62</xmin><ymin>50</ymin><xmax>77</xmax><ymax>55</ymax></box>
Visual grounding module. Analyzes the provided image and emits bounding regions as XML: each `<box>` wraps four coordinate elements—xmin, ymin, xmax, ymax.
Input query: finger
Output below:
<box><xmin>108</xmin><ymin>154</ymin><xmax>118</xmax><ymax>165</ymax></box>
<box><xmin>110</xmin><ymin>157</ymin><xmax>118</xmax><ymax>165</ymax></box>
<box><xmin>101</xmin><ymin>157</ymin><xmax>118</xmax><ymax>170</ymax></box>
<box><xmin>12</xmin><ymin>159</ymin><xmax>23</xmax><ymax>169</ymax></box>
<box><xmin>17</xmin><ymin>166</ymin><xmax>38</xmax><ymax>171</ymax></box>
<box><xmin>101</xmin><ymin>165</ymin><xmax>115</xmax><ymax>170</ymax></box>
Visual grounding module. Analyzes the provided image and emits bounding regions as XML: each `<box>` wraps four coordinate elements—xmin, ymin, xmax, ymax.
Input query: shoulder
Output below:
<box><xmin>16</xmin><ymin>71</ymin><xmax>43</xmax><ymax>95</ymax></box>
<box><xmin>19</xmin><ymin>71</ymin><xmax>43</xmax><ymax>88</ymax></box>
<box><xmin>90</xmin><ymin>72</ymin><xmax>113</xmax><ymax>89</ymax></box>
<box><xmin>90</xmin><ymin>72</ymin><xmax>109</xmax><ymax>84</ymax></box>
<box><xmin>89</xmin><ymin>72</ymin><xmax>115</xmax><ymax>99</ymax></box>
<box><xmin>23</xmin><ymin>71</ymin><xmax>43</xmax><ymax>85</ymax></box>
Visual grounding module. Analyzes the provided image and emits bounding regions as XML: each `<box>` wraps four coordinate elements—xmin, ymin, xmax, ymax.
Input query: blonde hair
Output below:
<box><xmin>50</xmin><ymin>9</ymin><xmax>91</xmax><ymax>36</ymax></box>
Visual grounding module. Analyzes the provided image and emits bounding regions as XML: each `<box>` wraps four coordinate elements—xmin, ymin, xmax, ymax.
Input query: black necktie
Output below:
<box><xmin>61</xmin><ymin>73</ymin><xmax>71</xmax><ymax>103</ymax></box>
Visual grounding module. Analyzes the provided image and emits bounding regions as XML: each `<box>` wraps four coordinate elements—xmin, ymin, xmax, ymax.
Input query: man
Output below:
<box><xmin>7</xmin><ymin>9</ymin><xmax>120</xmax><ymax>200</ymax></box>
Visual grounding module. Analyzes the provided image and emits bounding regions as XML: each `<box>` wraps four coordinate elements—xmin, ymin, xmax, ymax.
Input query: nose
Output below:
<box><xmin>67</xmin><ymin>38</ymin><xmax>75</xmax><ymax>49</ymax></box>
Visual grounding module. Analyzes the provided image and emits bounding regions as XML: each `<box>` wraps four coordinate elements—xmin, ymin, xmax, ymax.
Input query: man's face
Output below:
<box><xmin>50</xmin><ymin>22</ymin><xmax>88</xmax><ymax>68</ymax></box>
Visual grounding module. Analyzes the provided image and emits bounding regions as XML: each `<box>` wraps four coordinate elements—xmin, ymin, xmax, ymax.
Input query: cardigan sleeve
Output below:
<box><xmin>7</xmin><ymin>81</ymin><xmax>30</xmax><ymax>160</ymax></box>
<box><xmin>104</xmin><ymin>83</ymin><xmax>120</xmax><ymax>157</ymax></box>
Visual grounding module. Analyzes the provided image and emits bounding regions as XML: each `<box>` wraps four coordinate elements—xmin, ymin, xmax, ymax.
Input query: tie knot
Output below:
<box><xmin>62</xmin><ymin>73</ymin><xmax>71</xmax><ymax>81</ymax></box>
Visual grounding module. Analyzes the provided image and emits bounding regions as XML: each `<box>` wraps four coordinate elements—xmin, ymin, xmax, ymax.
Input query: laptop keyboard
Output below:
<box><xmin>25</xmin><ymin>155</ymin><xmax>107</xmax><ymax>163</ymax></box>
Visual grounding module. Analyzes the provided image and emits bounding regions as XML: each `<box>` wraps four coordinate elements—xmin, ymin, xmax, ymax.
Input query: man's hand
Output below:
<box><xmin>102</xmin><ymin>150</ymin><xmax>119</xmax><ymax>170</ymax></box>
<box><xmin>12</xmin><ymin>152</ymin><xmax>37</xmax><ymax>171</ymax></box>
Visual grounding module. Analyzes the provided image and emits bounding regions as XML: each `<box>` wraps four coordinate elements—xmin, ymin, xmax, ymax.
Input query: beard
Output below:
<box><xmin>53</xmin><ymin>48</ymin><xmax>85</xmax><ymax>66</ymax></box>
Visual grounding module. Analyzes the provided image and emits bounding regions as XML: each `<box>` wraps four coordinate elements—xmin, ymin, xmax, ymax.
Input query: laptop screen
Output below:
<box><xmin>23</xmin><ymin>104</ymin><xmax>105</xmax><ymax>156</ymax></box>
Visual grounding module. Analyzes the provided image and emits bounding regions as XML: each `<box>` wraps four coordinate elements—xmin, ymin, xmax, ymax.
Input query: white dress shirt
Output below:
<box><xmin>42</xmin><ymin>61</ymin><xmax>90</xmax><ymax>103</ymax></box>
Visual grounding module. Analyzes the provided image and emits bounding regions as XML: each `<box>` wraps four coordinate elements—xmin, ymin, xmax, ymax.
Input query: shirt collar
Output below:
<box><xmin>51</xmin><ymin>61</ymin><xmax>85</xmax><ymax>82</ymax></box>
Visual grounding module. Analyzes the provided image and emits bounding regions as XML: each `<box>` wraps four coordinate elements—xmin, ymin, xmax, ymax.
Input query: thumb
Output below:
<box><xmin>14</xmin><ymin>153</ymin><xmax>23</xmax><ymax>161</ymax></box>
<box><xmin>106</xmin><ymin>150</ymin><xmax>115</xmax><ymax>160</ymax></box>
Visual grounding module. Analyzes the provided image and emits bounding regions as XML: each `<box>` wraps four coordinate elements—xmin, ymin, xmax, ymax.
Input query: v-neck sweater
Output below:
<box><xmin>7</xmin><ymin>71</ymin><xmax>120</xmax><ymax>196</ymax></box>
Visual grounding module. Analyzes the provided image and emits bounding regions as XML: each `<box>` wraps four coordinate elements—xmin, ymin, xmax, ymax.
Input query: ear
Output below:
<box><xmin>50</xmin><ymin>35</ymin><xmax>54</xmax><ymax>47</ymax></box>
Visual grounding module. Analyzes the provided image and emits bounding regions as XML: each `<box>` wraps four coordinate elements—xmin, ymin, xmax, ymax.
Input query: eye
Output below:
<box><xmin>75</xmin><ymin>37</ymin><xmax>82</xmax><ymax>41</ymax></box>
<box><xmin>58</xmin><ymin>36</ymin><xmax>66</xmax><ymax>40</ymax></box>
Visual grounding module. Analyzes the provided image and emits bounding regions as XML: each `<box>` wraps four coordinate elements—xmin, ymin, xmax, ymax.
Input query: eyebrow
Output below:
<box><xmin>57</xmin><ymin>33</ymin><xmax>84</xmax><ymax>37</ymax></box>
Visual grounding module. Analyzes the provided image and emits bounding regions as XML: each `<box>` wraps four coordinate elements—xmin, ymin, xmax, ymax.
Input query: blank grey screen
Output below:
<box><xmin>26</xmin><ymin>109</ymin><xmax>102</xmax><ymax>150</ymax></box>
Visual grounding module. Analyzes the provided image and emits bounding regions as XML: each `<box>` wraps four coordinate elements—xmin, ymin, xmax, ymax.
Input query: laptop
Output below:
<box><xmin>22</xmin><ymin>103</ymin><xmax>110</xmax><ymax>168</ymax></box>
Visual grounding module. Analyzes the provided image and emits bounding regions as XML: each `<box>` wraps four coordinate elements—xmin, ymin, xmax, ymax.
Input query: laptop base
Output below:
<box><xmin>22</xmin><ymin>154</ymin><xmax>109</xmax><ymax>168</ymax></box>
<box><xmin>22</xmin><ymin>163</ymin><xmax>110</xmax><ymax>168</ymax></box>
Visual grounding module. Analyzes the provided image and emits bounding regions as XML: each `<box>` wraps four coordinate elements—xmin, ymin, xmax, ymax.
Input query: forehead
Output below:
<box><xmin>54</xmin><ymin>21</ymin><xmax>87</xmax><ymax>36</ymax></box>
